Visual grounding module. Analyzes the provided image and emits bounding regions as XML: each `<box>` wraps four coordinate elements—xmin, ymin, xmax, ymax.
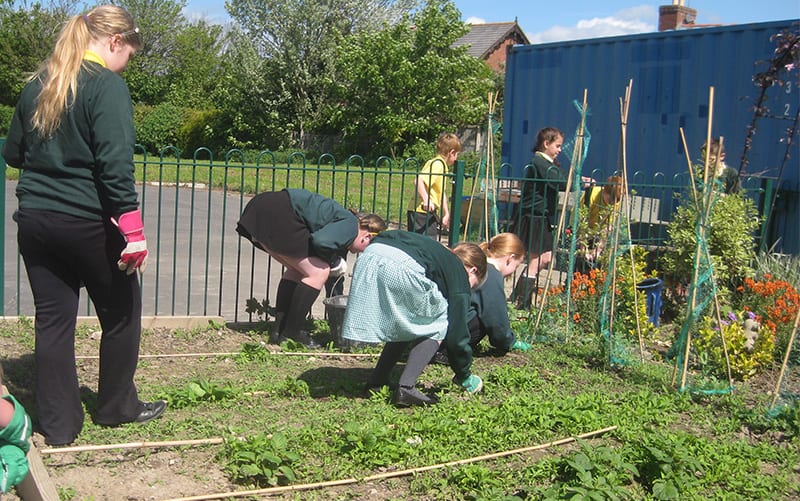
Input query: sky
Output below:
<box><xmin>183</xmin><ymin>1</ymin><xmax>800</xmax><ymax>43</ymax></box>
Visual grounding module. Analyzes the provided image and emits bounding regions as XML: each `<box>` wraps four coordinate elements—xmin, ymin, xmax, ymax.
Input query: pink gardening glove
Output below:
<box><xmin>112</xmin><ymin>209</ymin><xmax>148</xmax><ymax>275</ymax></box>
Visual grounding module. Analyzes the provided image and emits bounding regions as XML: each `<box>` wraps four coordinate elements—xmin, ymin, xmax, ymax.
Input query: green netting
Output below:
<box><xmin>598</xmin><ymin>221</ymin><xmax>639</xmax><ymax>366</ymax></box>
<box><xmin>516</xmin><ymin>100</ymin><xmax>592</xmax><ymax>345</ymax></box>
<box><xmin>463</xmin><ymin>113</ymin><xmax>503</xmax><ymax>238</ymax></box>
<box><xmin>665</xmin><ymin>181</ymin><xmax>734</xmax><ymax>395</ymax></box>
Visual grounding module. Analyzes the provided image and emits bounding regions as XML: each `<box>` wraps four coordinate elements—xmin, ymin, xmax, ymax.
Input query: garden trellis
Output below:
<box><xmin>667</xmin><ymin>88</ymin><xmax>734</xmax><ymax>395</ymax></box>
<box><xmin>598</xmin><ymin>80</ymin><xmax>645</xmax><ymax>366</ymax></box>
<box><xmin>527</xmin><ymin>91</ymin><xmax>591</xmax><ymax>343</ymax></box>
<box><xmin>462</xmin><ymin>92</ymin><xmax>502</xmax><ymax>241</ymax></box>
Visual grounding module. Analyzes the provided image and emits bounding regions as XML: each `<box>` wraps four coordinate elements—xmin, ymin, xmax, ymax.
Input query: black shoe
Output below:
<box><xmin>134</xmin><ymin>400</ymin><xmax>167</xmax><ymax>423</ymax></box>
<box><xmin>394</xmin><ymin>386</ymin><xmax>438</xmax><ymax>407</ymax></box>
<box><xmin>430</xmin><ymin>350</ymin><xmax>449</xmax><ymax>366</ymax></box>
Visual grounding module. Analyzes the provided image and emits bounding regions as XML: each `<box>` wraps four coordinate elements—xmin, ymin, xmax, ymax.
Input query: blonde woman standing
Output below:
<box><xmin>3</xmin><ymin>5</ymin><xmax>164</xmax><ymax>446</ymax></box>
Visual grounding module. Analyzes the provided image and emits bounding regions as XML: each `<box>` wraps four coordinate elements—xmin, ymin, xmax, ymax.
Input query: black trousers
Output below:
<box><xmin>16</xmin><ymin>209</ymin><xmax>143</xmax><ymax>444</ymax></box>
<box><xmin>406</xmin><ymin>210</ymin><xmax>440</xmax><ymax>237</ymax></box>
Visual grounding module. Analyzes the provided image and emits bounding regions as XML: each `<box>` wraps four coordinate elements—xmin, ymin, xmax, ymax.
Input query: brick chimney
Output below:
<box><xmin>659</xmin><ymin>1</ymin><xmax>697</xmax><ymax>31</ymax></box>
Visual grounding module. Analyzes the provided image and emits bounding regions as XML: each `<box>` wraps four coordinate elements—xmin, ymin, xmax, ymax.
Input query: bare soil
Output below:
<box><xmin>0</xmin><ymin>323</ymin><xmax>399</xmax><ymax>501</ymax></box>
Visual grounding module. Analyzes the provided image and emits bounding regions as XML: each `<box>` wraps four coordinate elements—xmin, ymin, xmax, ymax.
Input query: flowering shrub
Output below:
<box><xmin>733</xmin><ymin>274</ymin><xmax>799</xmax><ymax>362</ymax></box>
<box><xmin>694</xmin><ymin>310</ymin><xmax>775</xmax><ymax>381</ymax></box>
<box><xmin>509</xmin><ymin>286</ymin><xmax>568</xmax><ymax>343</ymax></box>
<box><xmin>569</xmin><ymin>255</ymin><xmax>654</xmax><ymax>354</ymax></box>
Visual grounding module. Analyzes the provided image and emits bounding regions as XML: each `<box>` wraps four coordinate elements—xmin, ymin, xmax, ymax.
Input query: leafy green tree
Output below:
<box><xmin>209</xmin><ymin>30</ymin><xmax>294</xmax><ymax>151</ymax></box>
<box><xmin>225</xmin><ymin>0</ymin><xmax>417</xmax><ymax>147</ymax></box>
<box><xmin>162</xmin><ymin>20</ymin><xmax>225</xmax><ymax>109</ymax></box>
<box><xmin>326</xmin><ymin>0</ymin><xmax>495</xmax><ymax>157</ymax></box>
<box><xmin>117</xmin><ymin>0</ymin><xmax>189</xmax><ymax>104</ymax></box>
<box><xmin>0</xmin><ymin>0</ymin><xmax>74</xmax><ymax>106</ymax></box>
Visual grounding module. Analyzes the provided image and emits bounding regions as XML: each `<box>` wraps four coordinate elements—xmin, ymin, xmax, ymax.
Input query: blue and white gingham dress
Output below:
<box><xmin>342</xmin><ymin>243</ymin><xmax>449</xmax><ymax>344</ymax></box>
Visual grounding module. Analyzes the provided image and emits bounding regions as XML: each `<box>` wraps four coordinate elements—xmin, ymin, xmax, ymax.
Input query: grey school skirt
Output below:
<box><xmin>342</xmin><ymin>243</ymin><xmax>448</xmax><ymax>344</ymax></box>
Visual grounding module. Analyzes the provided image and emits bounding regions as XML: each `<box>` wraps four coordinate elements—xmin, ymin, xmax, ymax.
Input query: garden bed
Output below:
<box><xmin>0</xmin><ymin>319</ymin><xmax>798</xmax><ymax>500</ymax></box>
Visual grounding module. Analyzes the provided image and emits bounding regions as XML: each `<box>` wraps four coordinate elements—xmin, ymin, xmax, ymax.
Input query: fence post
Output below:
<box><xmin>758</xmin><ymin>177</ymin><xmax>776</xmax><ymax>253</ymax></box>
<box><xmin>449</xmin><ymin>159</ymin><xmax>465</xmax><ymax>247</ymax></box>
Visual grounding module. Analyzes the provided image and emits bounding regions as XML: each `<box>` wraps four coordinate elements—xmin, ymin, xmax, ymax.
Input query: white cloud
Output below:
<box><xmin>465</xmin><ymin>16</ymin><xmax>486</xmax><ymax>25</ymax></box>
<box><xmin>527</xmin><ymin>6</ymin><xmax>657</xmax><ymax>44</ymax></box>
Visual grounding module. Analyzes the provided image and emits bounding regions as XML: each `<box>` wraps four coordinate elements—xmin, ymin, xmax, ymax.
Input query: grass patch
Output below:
<box><xmin>1</xmin><ymin>322</ymin><xmax>798</xmax><ymax>499</ymax></box>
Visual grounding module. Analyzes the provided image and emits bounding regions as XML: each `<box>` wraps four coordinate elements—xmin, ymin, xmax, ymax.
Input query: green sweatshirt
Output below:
<box><xmin>286</xmin><ymin>188</ymin><xmax>358</xmax><ymax>262</ymax></box>
<box><xmin>469</xmin><ymin>264</ymin><xmax>516</xmax><ymax>351</ymax></box>
<box><xmin>518</xmin><ymin>152</ymin><xmax>568</xmax><ymax>226</ymax></box>
<box><xmin>373</xmin><ymin>230</ymin><xmax>474</xmax><ymax>381</ymax></box>
<box><xmin>3</xmin><ymin>61</ymin><xmax>139</xmax><ymax>221</ymax></box>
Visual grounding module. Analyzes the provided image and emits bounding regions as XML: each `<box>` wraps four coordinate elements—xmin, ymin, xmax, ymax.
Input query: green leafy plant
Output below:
<box><xmin>660</xmin><ymin>192</ymin><xmax>758</xmax><ymax>290</ymax></box>
<box><xmin>338</xmin><ymin>420</ymin><xmax>404</xmax><ymax>468</ymax></box>
<box><xmin>245</xmin><ymin>297</ymin><xmax>273</xmax><ymax>322</ymax></box>
<box><xmin>219</xmin><ymin>432</ymin><xmax>300</xmax><ymax>487</ymax></box>
<box><xmin>634</xmin><ymin>434</ymin><xmax>705</xmax><ymax>500</ymax></box>
<box><xmin>541</xmin><ymin>443</ymin><xmax>638</xmax><ymax>500</ymax></box>
<box><xmin>237</xmin><ymin>342</ymin><xmax>272</xmax><ymax>363</ymax></box>
<box><xmin>167</xmin><ymin>379</ymin><xmax>236</xmax><ymax>409</ymax></box>
<box><xmin>274</xmin><ymin>376</ymin><xmax>310</xmax><ymax>398</ymax></box>
<box><xmin>447</xmin><ymin>464</ymin><xmax>505</xmax><ymax>496</ymax></box>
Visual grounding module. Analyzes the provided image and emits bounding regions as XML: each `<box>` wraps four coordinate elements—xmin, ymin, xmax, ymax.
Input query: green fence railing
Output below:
<box><xmin>1</xmin><ymin>144</ymin><xmax>787</xmax><ymax>322</ymax></box>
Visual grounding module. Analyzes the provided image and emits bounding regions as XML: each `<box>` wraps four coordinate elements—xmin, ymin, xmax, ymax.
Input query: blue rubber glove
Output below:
<box><xmin>511</xmin><ymin>340</ymin><xmax>532</xmax><ymax>352</ymax></box>
<box><xmin>457</xmin><ymin>374</ymin><xmax>483</xmax><ymax>394</ymax></box>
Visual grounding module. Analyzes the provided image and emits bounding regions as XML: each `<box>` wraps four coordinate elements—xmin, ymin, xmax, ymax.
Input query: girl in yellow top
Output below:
<box><xmin>581</xmin><ymin>175</ymin><xmax>623</xmax><ymax>263</ymax></box>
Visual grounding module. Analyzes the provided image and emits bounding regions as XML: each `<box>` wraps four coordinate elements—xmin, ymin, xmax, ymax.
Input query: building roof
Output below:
<box><xmin>453</xmin><ymin>22</ymin><xmax>530</xmax><ymax>59</ymax></box>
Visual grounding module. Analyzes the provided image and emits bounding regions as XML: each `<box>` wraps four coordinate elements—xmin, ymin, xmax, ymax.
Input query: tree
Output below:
<box><xmin>162</xmin><ymin>20</ymin><xmax>226</xmax><ymax>109</ymax></box>
<box><xmin>117</xmin><ymin>0</ymin><xmax>190</xmax><ymax>104</ymax></box>
<box><xmin>225</xmin><ymin>0</ymin><xmax>417</xmax><ymax>147</ymax></box>
<box><xmin>0</xmin><ymin>0</ymin><xmax>74</xmax><ymax>106</ymax></box>
<box><xmin>326</xmin><ymin>0</ymin><xmax>495</xmax><ymax>157</ymax></box>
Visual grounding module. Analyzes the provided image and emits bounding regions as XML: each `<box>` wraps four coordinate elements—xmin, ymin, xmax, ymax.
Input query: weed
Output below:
<box><xmin>337</xmin><ymin>420</ymin><xmax>405</xmax><ymax>468</ymax></box>
<box><xmin>274</xmin><ymin>376</ymin><xmax>310</xmax><ymax>398</ymax></box>
<box><xmin>219</xmin><ymin>432</ymin><xmax>300</xmax><ymax>487</ymax></box>
<box><xmin>539</xmin><ymin>442</ymin><xmax>638</xmax><ymax>500</ymax></box>
<box><xmin>245</xmin><ymin>297</ymin><xmax>273</xmax><ymax>322</ymax></box>
<box><xmin>167</xmin><ymin>379</ymin><xmax>237</xmax><ymax>408</ymax></box>
<box><xmin>58</xmin><ymin>486</ymin><xmax>78</xmax><ymax>500</ymax></box>
<box><xmin>634</xmin><ymin>433</ymin><xmax>705</xmax><ymax>500</ymax></box>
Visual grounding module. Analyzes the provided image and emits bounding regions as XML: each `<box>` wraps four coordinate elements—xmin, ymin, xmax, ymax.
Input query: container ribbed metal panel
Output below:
<box><xmin>502</xmin><ymin>20</ymin><xmax>799</xmax><ymax>252</ymax></box>
<box><xmin>503</xmin><ymin>20</ymin><xmax>798</xmax><ymax>182</ymax></box>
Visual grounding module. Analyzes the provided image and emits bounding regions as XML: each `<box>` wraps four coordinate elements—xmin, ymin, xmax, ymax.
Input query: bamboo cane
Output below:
<box><xmin>680</xmin><ymin>86</ymin><xmax>715</xmax><ymax>390</ymax></box>
<box><xmin>534</xmin><ymin>89</ymin><xmax>588</xmax><ymax>336</ymax></box>
<box><xmin>462</xmin><ymin>92</ymin><xmax>497</xmax><ymax>240</ymax></box>
<box><xmin>769</xmin><ymin>306</ymin><xmax>800</xmax><ymax>410</ymax></box>
<box><xmin>41</xmin><ymin>437</ymin><xmax>224</xmax><ymax>455</ymax></box>
<box><xmin>679</xmin><ymin>128</ymin><xmax>700</xmax><ymax>211</ymax></box>
<box><xmin>76</xmin><ymin>351</ymin><xmax>379</xmax><ymax>360</ymax></box>
<box><xmin>162</xmin><ymin>425</ymin><xmax>618</xmax><ymax>501</ymax></box>
<box><xmin>617</xmin><ymin>80</ymin><xmax>646</xmax><ymax>363</ymax></box>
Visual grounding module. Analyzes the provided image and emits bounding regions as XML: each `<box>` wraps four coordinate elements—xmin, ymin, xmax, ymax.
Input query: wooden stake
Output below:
<box><xmin>162</xmin><ymin>425</ymin><xmax>618</xmax><ymax>501</ymax></box>
<box><xmin>534</xmin><ymin>89</ymin><xmax>588</xmax><ymax>336</ymax></box>
<box><xmin>75</xmin><ymin>351</ymin><xmax>379</xmax><ymax>360</ymax></box>
<box><xmin>41</xmin><ymin>437</ymin><xmax>224</xmax><ymax>455</ymax></box>
<box><xmin>769</xmin><ymin>305</ymin><xmax>800</xmax><ymax>410</ymax></box>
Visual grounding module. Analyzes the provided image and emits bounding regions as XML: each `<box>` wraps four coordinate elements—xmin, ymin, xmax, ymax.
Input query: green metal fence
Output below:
<box><xmin>1</xmin><ymin>142</ymin><xmax>780</xmax><ymax>322</ymax></box>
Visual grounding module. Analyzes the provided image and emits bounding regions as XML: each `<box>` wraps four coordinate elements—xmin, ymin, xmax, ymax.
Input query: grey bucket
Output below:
<box><xmin>323</xmin><ymin>295</ymin><xmax>355</xmax><ymax>350</ymax></box>
<box><xmin>323</xmin><ymin>295</ymin><xmax>378</xmax><ymax>350</ymax></box>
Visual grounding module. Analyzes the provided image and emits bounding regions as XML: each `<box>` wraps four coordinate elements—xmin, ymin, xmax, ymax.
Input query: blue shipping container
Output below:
<box><xmin>502</xmin><ymin>20</ymin><xmax>800</xmax><ymax>253</ymax></box>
